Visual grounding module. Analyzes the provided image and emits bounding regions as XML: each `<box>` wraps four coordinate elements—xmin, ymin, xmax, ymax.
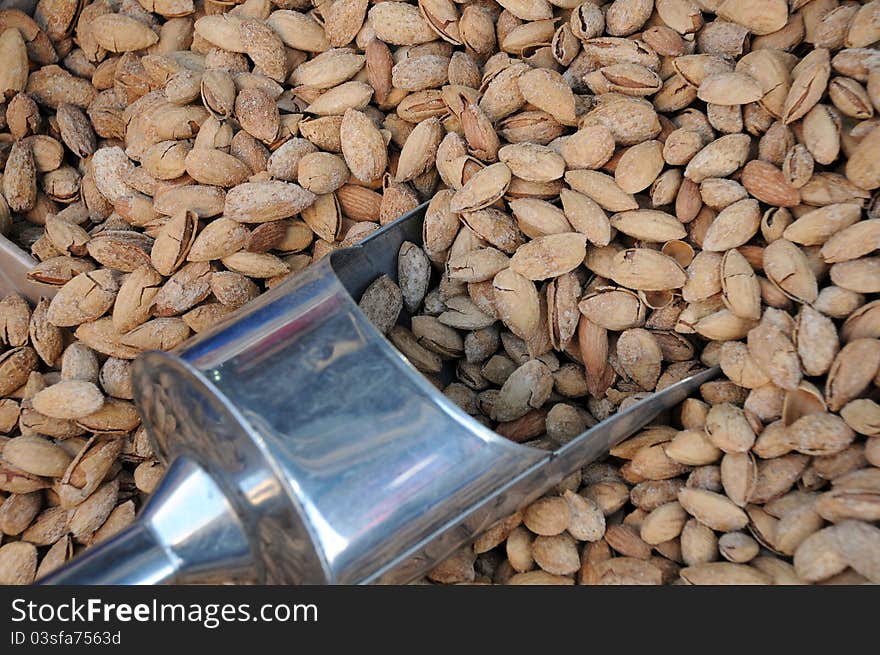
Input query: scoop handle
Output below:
<box><xmin>41</xmin><ymin>456</ymin><xmax>256</xmax><ymax>585</ymax></box>
<box><xmin>39</xmin><ymin>521</ymin><xmax>176</xmax><ymax>585</ymax></box>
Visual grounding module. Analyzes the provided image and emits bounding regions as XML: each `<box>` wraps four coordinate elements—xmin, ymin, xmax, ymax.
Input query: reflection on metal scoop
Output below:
<box><xmin>41</xmin><ymin>202</ymin><xmax>719</xmax><ymax>585</ymax></box>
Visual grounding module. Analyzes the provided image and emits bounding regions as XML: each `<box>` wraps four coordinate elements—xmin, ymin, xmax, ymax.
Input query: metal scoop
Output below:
<box><xmin>22</xmin><ymin>202</ymin><xmax>718</xmax><ymax>585</ymax></box>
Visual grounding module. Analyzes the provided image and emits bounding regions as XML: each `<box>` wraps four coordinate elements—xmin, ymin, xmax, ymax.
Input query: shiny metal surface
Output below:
<box><xmin>0</xmin><ymin>234</ymin><xmax>51</xmax><ymax>303</ymax></box>
<box><xmin>42</xmin><ymin>201</ymin><xmax>719</xmax><ymax>585</ymax></box>
<box><xmin>41</xmin><ymin>456</ymin><xmax>256</xmax><ymax>584</ymax></box>
<box><xmin>132</xmin><ymin>251</ymin><xmax>549</xmax><ymax>584</ymax></box>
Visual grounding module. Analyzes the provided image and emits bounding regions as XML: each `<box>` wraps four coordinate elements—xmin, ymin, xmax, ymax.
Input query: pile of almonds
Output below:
<box><xmin>0</xmin><ymin>296</ymin><xmax>159</xmax><ymax>585</ymax></box>
<box><xmin>1</xmin><ymin>0</ymin><xmax>879</xmax><ymax>585</ymax></box>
